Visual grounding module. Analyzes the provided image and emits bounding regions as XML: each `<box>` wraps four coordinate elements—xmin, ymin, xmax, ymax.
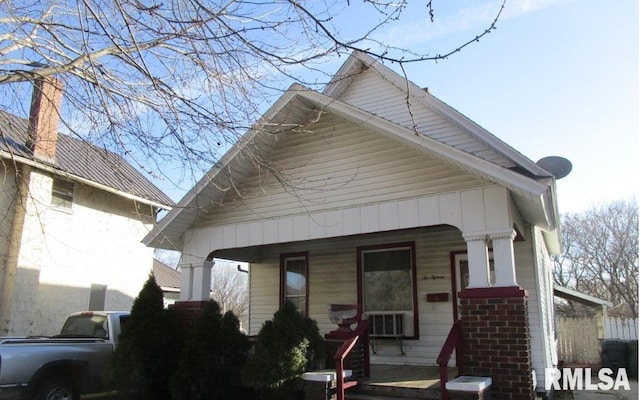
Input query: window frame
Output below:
<box><xmin>51</xmin><ymin>177</ymin><xmax>75</xmax><ymax>210</ymax></box>
<box><xmin>357</xmin><ymin>242</ymin><xmax>419</xmax><ymax>339</ymax></box>
<box><xmin>279</xmin><ymin>252</ymin><xmax>309</xmax><ymax>317</ymax></box>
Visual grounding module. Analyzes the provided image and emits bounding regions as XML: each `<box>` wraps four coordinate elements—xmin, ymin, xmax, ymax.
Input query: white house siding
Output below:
<box><xmin>512</xmin><ymin>226</ymin><xmax>555</xmax><ymax>392</ymax></box>
<box><xmin>532</xmin><ymin>227</ymin><xmax>557</xmax><ymax>391</ymax></box>
<box><xmin>336</xmin><ymin>67</ymin><xmax>516</xmax><ymax>169</ymax></box>
<box><xmin>197</xmin><ymin>113</ymin><xmax>491</xmax><ymax>228</ymax></box>
<box><xmin>249</xmin><ymin>226</ymin><xmax>469</xmax><ymax>367</ymax></box>
<box><xmin>6</xmin><ymin>172</ymin><xmax>156</xmax><ymax>336</ymax></box>
<box><xmin>0</xmin><ymin>162</ymin><xmax>18</xmax><ymax>284</ymax></box>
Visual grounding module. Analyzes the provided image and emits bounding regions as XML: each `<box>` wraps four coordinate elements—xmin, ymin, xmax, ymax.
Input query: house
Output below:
<box><xmin>153</xmin><ymin>258</ymin><xmax>181</xmax><ymax>307</ymax></box>
<box><xmin>0</xmin><ymin>77</ymin><xmax>173</xmax><ymax>336</ymax></box>
<box><xmin>144</xmin><ymin>51</ymin><xmax>566</xmax><ymax>399</ymax></box>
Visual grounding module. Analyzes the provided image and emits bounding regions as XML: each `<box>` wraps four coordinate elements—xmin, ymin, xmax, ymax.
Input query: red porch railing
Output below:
<box><xmin>333</xmin><ymin>319</ymin><xmax>370</xmax><ymax>400</ymax></box>
<box><xmin>436</xmin><ymin>319</ymin><xmax>464</xmax><ymax>400</ymax></box>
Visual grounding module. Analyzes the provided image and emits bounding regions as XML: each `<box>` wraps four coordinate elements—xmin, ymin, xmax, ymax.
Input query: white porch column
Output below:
<box><xmin>463</xmin><ymin>233</ymin><xmax>491</xmax><ymax>288</ymax></box>
<box><xmin>191</xmin><ymin>259</ymin><xmax>213</xmax><ymax>301</ymax></box>
<box><xmin>490</xmin><ymin>230</ymin><xmax>518</xmax><ymax>287</ymax></box>
<box><xmin>179</xmin><ymin>263</ymin><xmax>194</xmax><ymax>301</ymax></box>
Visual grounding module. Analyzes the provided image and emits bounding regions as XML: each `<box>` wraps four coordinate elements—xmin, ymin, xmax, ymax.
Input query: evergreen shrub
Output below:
<box><xmin>107</xmin><ymin>275</ymin><xmax>181</xmax><ymax>400</ymax></box>
<box><xmin>171</xmin><ymin>301</ymin><xmax>250</xmax><ymax>400</ymax></box>
<box><xmin>247</xmin><ymin>301</ymin><xmax>324</xmax><ymax>398</ymax></box>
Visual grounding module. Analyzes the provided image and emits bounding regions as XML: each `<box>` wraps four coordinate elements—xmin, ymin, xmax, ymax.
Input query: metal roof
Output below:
<box><xmin>0</xmin><ymin>110</ymin><xmax>174</xmax><ymax>209</ymax></box>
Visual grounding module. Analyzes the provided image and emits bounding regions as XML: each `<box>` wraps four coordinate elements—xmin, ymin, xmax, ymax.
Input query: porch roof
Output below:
<box><xmin>554</xmin><ymin>285</ymin><xmax>613</xmax><ymax>308</ymax></box>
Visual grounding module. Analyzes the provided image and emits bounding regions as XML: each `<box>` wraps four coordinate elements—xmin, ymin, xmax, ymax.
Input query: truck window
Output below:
<box><xmin>60</xmin><ymin>314</ymin><xmax>108</xmax><ymax>338</ymax></box>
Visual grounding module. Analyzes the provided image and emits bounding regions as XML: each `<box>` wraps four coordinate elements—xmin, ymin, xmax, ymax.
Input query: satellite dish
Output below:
<box><xmin>536</xmin><ymin>156</ymin><xmax>573</xmax><ymax>179</ymax></box>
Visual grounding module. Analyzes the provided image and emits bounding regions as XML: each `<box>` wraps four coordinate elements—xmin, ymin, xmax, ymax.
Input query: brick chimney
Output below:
<box><xmin>27</xmin><ymin>76</ymin><xmax>63</xmax><ymax>162</ymax></box>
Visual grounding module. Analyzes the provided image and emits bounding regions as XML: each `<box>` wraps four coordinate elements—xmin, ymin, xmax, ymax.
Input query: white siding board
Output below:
<box><xmin>223</xmin><ymin>225</ymin><xmax>237</xmax><ymax>249</ymax></box>
<box><xmin>249</xmin><ymin>221</ymin><xmax>263</xmax><ymax>244</ymax></box>
<box><xmin>379</xmin><ymin>202</ymin><xmax>399</xmax><ymax>231</ymax></box>
<box><xmin>325</xmin><ymin>209</ymin><xmax>343</xmax><ymax>238</ymax></box>
<box><xmin>264</xmin><ymin>219</ymin><xmax>278</xmax><ymax>243</ymax></box>
<box><xmin>438</xmin><ymin>193</ymin><xmax>462</xmax><ymax>228</ymax></box>
<box><xmin>398</xmin><ymin>198</ymin><xmax>419</xmax><ymax>229</ymax></box>
<box><xmin>236</xmin><ymin>223</ymin><xmax>250</xmax><ymax>247</ymax></box>
<box><xmin>278</xmin><ymin>218</ymin><xmax>294</xmax><ymax>243</ymax></box>
<box><xmin>309</xmin><ymin>212</ymin><xmax>326</xmax><ymax>240</ymax></box>
<box><xmin>293</xmin><ymin>215</ymin><xmax>310</xmax><ymax>241</ymax></box>
<box><xmin>361</xmin><ymin>204</ymin><xmax>380</xmax><ymax>232</ymax></box>
<box><xmin>342</xmin><ymin>207</ymin><xmax>361</xmax><ymax>236</ymax></box>
<box><xmin>513</xmin><ymin>231</ymin><xmax>547</xmax><ymax>390</ymax></box>
<box><xmin>461</xmin><ymin>189</ymin><xmax>486</xmax><ymax>233</ymax></box>
<box><xmin>418</xmin><ymin>196</ymin><xmax>441</xmax><ymax>226</ymax></box>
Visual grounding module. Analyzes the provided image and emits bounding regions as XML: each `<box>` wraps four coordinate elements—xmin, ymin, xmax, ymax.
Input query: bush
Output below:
<box><xmin>247</xmin><ymin>301</ymin><xmax>324</xmax><ymax>397</ymax></box>
<box><xmin>107</xmin><ymin>275</ymin><xmax>181</xmax><ymax>400</ymax></box>
<box><xmin>171</xmin><ymin>301</ymin><xmax>250</xmax><ymax>400</ymax></box>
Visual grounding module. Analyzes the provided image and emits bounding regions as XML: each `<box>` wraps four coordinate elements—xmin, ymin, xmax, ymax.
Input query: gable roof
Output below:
<box><xmin>0</xmin><ymin>110</ymin><xmax>174</xmax><ymax>209</ymax></box>
<box><xmin>325</xmin><ymin>51</ymin><xmax>552</xmax><ymax>178</ymax></box>
<box><xmin>143</xmin><ymin>51</ymin><xmax>560</xmax><ymax>250</ymax></box>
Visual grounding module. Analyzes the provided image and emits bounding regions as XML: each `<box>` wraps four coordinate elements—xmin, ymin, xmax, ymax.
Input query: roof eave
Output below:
<box><xmin>1</xmin><ymin>150</ymin><xmax>172</xmax><ymax>210</ymax></box>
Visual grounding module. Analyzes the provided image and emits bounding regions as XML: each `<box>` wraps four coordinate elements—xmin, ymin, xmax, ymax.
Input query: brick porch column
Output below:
<box><xmin>458</xmin><ymin>287</ymin><xmax>534</xmax><ymax>400</ymax></box>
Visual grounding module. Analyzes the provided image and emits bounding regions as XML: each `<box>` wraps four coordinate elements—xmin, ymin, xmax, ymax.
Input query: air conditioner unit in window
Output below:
<box><xmin>367</xmin><ymin>313</ymin><xmax>404</xmax><ymax>337</ymax></box>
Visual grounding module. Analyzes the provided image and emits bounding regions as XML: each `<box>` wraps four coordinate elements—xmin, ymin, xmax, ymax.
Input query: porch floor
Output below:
<box><xmin>350</xmin><ymin>364</ymin><xmax>457</xmax><ymax>399</ymax></box>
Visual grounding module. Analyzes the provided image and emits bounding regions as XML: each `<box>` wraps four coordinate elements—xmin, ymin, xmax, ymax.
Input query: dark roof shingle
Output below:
<box><xmin>153</xmin><ymin>259</ymin><xmax>181</xmax><ymax>289</ymax></box>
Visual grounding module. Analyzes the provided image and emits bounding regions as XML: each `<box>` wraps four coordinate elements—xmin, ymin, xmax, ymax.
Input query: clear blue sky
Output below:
<box><xmin>333</xmin><ymin>0</ymin><xmax>638</xmax><ymax>214</ymax></box>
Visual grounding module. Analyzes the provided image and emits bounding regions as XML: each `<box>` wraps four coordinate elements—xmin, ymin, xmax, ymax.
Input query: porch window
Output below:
<box><xmin>358</xmin><ymin>242</ymin><xmax>418</xmax><ymax>338</ymax></box>
<box><xmin>280</xmin><ymin>252</ymin><xmax>308</xmax><ymax>316</ymax></box>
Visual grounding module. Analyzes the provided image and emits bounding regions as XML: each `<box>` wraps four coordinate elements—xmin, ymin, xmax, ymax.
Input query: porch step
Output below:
<box><xmin>347</xmin><ymin>392</ymin><xmax>438</xmax><ymax>400</ymax></box>
<box><xmin>349</xmin><ymin>383</ymin><xmax>441</xmax><ymax>400</ymax></box>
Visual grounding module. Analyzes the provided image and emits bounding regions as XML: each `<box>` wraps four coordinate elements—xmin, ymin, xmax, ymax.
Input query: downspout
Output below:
<box><xmin>0</xmin><ymin>164</ymin><xmax>31</xmax><ymax>335</ymax></box>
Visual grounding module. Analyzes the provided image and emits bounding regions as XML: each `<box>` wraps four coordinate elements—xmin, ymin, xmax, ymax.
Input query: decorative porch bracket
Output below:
<box><xmin>490</xmin><ymin>230</ymin><xmax>517</xmax><ymax>287</ymax></box>
<box><xmin>463</xmin><ymin>233</ymin><xmax>491</xmax><ymax>288</ymax></box>
<box><xmin>463</xmin><ymin>229</ymin><xmax>518</xmax><ymax>288</ymax></box>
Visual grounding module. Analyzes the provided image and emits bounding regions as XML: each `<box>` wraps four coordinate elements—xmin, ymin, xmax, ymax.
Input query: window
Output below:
<box><xmin>358</xmin><ymin>242</ymin><xmax>418</xmax><ymax>338</ymax></box>
<box><xmin>280</xmin><ymin>253</ymin><xmax>308</xmax><ymax>316</ymax></box>
<box><xmin>451</xmin><ymin>251</ymin><xmax>495</xmax><ymax>321</ymax></box>
<box><xmin>51</xmin><ymin>178</ymin><xmax>74</xmax><ymax>209</ymax></box>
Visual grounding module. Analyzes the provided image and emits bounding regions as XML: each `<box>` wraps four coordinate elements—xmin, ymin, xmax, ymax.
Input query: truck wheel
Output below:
<box><xmin>34</xmin><ymin>377</ymin><xmax>78</xmax><ymax>400</ymax></box>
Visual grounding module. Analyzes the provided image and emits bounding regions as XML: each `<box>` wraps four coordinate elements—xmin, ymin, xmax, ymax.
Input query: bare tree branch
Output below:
<box><xmin>553</xmin><ymin>199</ymin><xmax>639</xmax><ymax>318</ymax></box>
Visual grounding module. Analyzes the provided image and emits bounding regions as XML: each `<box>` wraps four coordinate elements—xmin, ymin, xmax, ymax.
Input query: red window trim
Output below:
<box><xmin>356</xmin><ymin>241</ymin><xmax>419</xmax><ymax>339</ymax></box>
<box><xmin>279</xmin><ymin>252</ymin><xmax>309</xmax><ymax>317</ymax></box>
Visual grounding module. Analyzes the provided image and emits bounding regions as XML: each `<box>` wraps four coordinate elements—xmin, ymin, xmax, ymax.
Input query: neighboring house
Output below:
<box><xmin>144</xmin><ymin>51</ymin><xmax>566</xmax><ymax>399</ymax></box>
<box><xmin>0</xmin><ymin>77</ymin><xmax>173</xmax><ymax>336</ymax></box>
<box><xmin>153</xmin><ymin>258</ymin><xmax>181</xmax><ymax>307</ymax></box>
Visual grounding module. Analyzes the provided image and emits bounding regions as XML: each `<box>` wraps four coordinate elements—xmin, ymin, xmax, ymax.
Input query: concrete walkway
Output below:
<box><xmin>572</xmin><ymin>379</ymin><xmax>638</xmax><ymax>400</ymax></box>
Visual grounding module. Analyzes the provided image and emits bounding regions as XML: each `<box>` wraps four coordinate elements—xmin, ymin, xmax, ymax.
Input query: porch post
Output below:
<box><xmin>191</xmin><ymin>259</ymin><xmax>213</xmax><ymax>301</ymax></box>
<box><xmin>463</xmin><ymin>234</ymin><xmax>491</xmax><ymax>288</ymax></box>
<box><xmin>178</xmin><ymin>263</ymin><xmax>194</xmax><ymax>301</ymax></box>
<box><xmin>170</xmin><ymin>259</ymin><xmax>213</xmax><ymax>336</ymax></box>
<box><xmin>490</xmin><ymin>230</ymin><xmax>518</xmax><ymax>287</ymax></box>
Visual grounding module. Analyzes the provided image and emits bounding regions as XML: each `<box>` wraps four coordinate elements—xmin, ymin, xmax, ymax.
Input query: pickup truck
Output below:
<box><xmin>0</xmin><ymin>311</ymin><xmax>130</xmax><ymax>400</ymax></box>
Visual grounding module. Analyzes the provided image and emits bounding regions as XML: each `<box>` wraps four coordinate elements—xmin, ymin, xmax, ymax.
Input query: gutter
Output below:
<box><xmin>0</xmin><ymin>150</ymin><xmax>172</xmax><ymax>211</ymax></box>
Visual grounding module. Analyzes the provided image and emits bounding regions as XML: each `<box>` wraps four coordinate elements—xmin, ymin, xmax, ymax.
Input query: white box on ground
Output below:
<box><xmin>446</xmin><ymin>376</ymin><xmax>492</xmax><ymax>392</ymax></box>
<box><xmin>302</xmin><ymin>369</ymin><xmax>353</xmax><ymax>382</ymax></box>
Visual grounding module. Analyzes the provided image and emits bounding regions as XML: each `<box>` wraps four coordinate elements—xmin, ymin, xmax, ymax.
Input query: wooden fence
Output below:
<box><xmin>556</xmin><ymin>317</ymin><xmax>638</xmax><ymax>364</ymax></box>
